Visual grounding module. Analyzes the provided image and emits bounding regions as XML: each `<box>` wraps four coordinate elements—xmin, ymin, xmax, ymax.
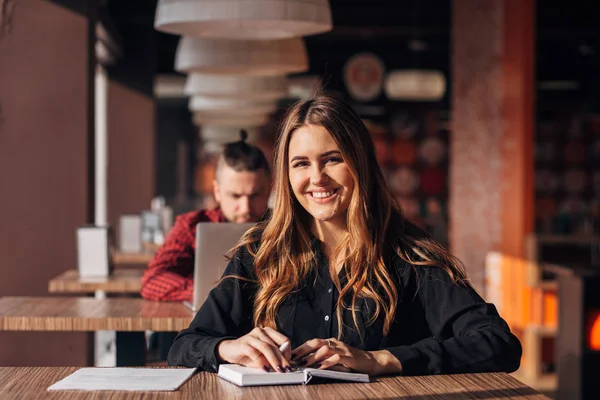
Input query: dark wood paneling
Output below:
<box><xmin>0</xmin><ymin>0</ymin><xmax>92</xmax><ymax>366</ymax></box>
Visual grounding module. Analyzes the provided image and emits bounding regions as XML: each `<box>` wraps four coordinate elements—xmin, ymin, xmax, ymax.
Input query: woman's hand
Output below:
<box><xmin>217</xmin><ymin>327</ymin><xmax>293</xmax><ymax>373</ymax></box>
<box><xmin>292</xmin><ymin>338</ymin><xmax>402</xmax><ymax>376</ymax></box>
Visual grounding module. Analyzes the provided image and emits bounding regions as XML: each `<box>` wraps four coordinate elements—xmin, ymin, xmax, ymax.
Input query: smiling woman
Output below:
<box><xmin>288</xmin><ymin>125</ymin><xmax>355</xmax><ymax>225</ymax></box>
<box><xmin>168</xmin><ymin>94</ymin><xmax>522</xmax><ymax>377</ymax></box>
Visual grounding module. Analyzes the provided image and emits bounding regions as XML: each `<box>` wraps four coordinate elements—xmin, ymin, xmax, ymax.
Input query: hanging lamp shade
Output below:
<box><xmin>193</xmin><ymin>107</ymin><xmax>274</xmax><ymax>118</ymax></box>
<box><xmin>384</xmin><ymin>70</ymin><xmax>446</xmax><ymax>101</ymax></box>
<box><xmin>155</xmin><ymin>0</ymin><xmax>332</xmax><ymax>40</ymax></box>
<box><xmin>200</xmin><ymin>136</ymin><xmax>263</xmax><ymax>155</ymax></box>
<box><xmin>189</xmin><ymin>96</ymin><xmax>278</xmax><ymax>115</ymax></box>
<box><xmin>184</xmin><ymin>73</ymin><xmax>288</xmax><ymax>101</ymax></box>
<box><xmin>192</xmin><ymin>112</ymin><xmax>269</xmax><ymax>127</ymax></box>
<box><xmin>175</xmin><ymin>37</ymin><xmax>308</xmax><ymax>75</ymax></box>
<box><xmin>200</xmin><ymin>141</ymin><xmax>225</xmax><ymax>155</ymax></box>
<box><xmin>199</xmin><ymin>126</ymin><xmax>261</xmax><ymax>143</ymax></box>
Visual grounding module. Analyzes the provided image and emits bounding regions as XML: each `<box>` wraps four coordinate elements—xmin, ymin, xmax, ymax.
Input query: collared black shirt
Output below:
<box><xmin>168</xmin><ymin>227</ymin><xmax>522</xmax><ymax>376</ymax></box>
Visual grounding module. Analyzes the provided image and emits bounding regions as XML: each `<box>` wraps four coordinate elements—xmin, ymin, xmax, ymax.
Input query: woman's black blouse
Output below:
<box><xmin>168</xmin><ymin>227</ymin><xmax>522</xmax><ymax>376</ymax></box>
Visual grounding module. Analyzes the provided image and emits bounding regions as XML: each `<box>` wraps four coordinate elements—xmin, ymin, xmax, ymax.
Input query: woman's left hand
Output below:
<box><xmin>292</xmin><ymin>338</ymin><xmax>399</xmax><ymax>376</ymax></box>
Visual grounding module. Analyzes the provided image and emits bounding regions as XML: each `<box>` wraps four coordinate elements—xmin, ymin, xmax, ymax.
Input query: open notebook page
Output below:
<box><xmin>218</xmin><ymin>364</ymin><xmax>369</xmax><ymax>386</ymax></box>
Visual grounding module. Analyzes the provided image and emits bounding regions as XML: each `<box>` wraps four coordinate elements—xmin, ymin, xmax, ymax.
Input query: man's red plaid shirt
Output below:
<box><xmin>140</xmin><ymin>208</ymin><xmax>225</xmax><ymax>302</ymax></box>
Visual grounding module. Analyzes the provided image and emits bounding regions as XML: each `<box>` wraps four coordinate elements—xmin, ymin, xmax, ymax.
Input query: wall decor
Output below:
<box><xmin>343</xmin><ymin>53</ymin><xmax>385</xmax><ymax>102</ymax></box>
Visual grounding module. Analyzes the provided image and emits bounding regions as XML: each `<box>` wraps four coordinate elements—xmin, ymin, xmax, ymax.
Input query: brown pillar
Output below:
<box><xmin>107</xmin><ymin>80</ymin><xmax>156</xmax><ymax>238</ymax></box>
<box><xmin>450</xmin><ymin>0</ymin><xmax>535</xmax><ymax>292</ymax></box>
<box><xmin>0</xmin><ymin>0</ymin><xmax>94</xmax><ymax>365</ymax></box>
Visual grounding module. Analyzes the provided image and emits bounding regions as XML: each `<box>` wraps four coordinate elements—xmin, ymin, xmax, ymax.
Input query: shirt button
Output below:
<box><xmin>324</xmin><ymin>315</ymin><xmax>330</xmax><ymax>321</ymax></box>
<box><xmin>327</xmin><ymin>288</ymin><xmax>332</xmax><ymax>293</ymax></box>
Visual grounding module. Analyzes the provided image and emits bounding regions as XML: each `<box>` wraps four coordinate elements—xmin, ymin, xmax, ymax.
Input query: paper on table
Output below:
<box><xmin>47</xmin><ymin>368</ymin><xmax>197</xmax><ymax>392</ymax></box>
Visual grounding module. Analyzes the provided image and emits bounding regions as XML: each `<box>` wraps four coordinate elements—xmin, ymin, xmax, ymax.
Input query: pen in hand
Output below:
<box><xmin>278</xmin><ymin>340</ymin><xmax>290</xmax><ymax>355</ymax></box>
<box><xmin>279</xmin><ymin>341</ymin><xmax>305</xmax><ymax>369</ymax></box>
<box><xmin>278</xmin><ymin>341</ymin><xmax>301</xmax><ymax>371</ymax></box>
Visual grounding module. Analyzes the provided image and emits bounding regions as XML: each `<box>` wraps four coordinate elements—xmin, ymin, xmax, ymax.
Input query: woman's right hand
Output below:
<box><xmin>216</xmin><ymin>327</ymin><xmax>293</xmax><ymax>372</ymax></box>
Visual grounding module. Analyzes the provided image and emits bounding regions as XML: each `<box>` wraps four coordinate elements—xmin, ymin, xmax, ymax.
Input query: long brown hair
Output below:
<box><xmin>234</xmin><ymin>94</ymin><xmax>467</xmax><ymax>337</ymax></box>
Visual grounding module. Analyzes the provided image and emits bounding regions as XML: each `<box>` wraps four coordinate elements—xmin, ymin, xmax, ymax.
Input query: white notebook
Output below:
<box><xmin>217</xmin><ymin>364</ymin><xmax>370</xmax><ymax>387</ymax></box>
<box><xmin>47</xmin><ymin>368</ymin><xmax>197</xmax><ymax>392</ymax></box>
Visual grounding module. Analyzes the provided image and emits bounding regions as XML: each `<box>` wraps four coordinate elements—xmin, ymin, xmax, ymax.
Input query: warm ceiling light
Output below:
<box><xmin>184</xmin><ymin>74</ymin><xmax>288</xmax><ymax>101</ymax></box>
<box><xmin>199</xmin><ymin>126</ymin><xmax>261</xmax><ymax>144</ymax></box>
<box><xmin>192</xmin><ymin>112</ymin><xmax>269</xmax><ymax>127</ymax></box>
<box><xmin>193</xmin><ymin>108</ymin><xmax>274</xmax><ymax>119</ymax></box>
<box><xmin>155</xmin><ymin>0</ymin><xmax>332</xmax><ymax>40</ymax></box>
<box><xmin>188</xmin><ymin>96</ymin><xmax>278</xmax><ymax>115</ymax></box>
<box><xmin>175</xmin><ymin>37</ymin><xmax>308</xmax><ymax>75</ymax></box>
<box><xmin>384</xmin><ymin>70</ymin><xmax>446</xmax><ymax>101</ymax></box>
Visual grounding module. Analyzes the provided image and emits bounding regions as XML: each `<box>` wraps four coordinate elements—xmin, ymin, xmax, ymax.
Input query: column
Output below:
<box><xmin>450</xmin><ymin>0</ymin><xmax>535</xmax><ymax>292</ymax></box>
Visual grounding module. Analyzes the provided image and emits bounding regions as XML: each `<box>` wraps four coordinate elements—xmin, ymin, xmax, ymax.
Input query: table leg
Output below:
<box><xmin>115</xmin><ymin>332</ymin><xmax>146</xmax><ymax>366</ymax></box>
<box><xmin>94</xmin><ymin>290</ymin><xmax>116</xmax><ymax>366</ymax></box>
<box><xmin>158</xmin><ymin>332</ymin><xmax>178</xmax><ymax>360</ymax></box>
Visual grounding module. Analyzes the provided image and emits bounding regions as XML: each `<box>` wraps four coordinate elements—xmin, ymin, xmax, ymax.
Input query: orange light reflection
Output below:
<box><xmin>588</xmin><ymin>311</ymin><xmax>600</xmax><ymax>351</ymax></box>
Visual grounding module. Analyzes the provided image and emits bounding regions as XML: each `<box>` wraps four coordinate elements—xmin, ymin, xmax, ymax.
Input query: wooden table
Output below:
<box><xmin>113</xmin><ymin>252</ymin><xmax>154</xmax><ymax>265</ymax></box>
<box><xmin>46</xmin><ymin>270</ymin><xmax>145</xmax><ymax>367</ymax></box>
<box><xmin>0</xmin><ymin>367</ymin><xmax>548</xmax><ymax>399</ymax></box>
<box><xmin>0</xmin><ymin>296</ymin><xmax>192</xmax><ymax>332</ymax></box>
<box><xmin>0</xmin><ymin>296</ymin><xmax>193</xmax><ymax>367</ymax></box>
<box><xmin>48</xmin><ymin>269</ymin><xmax>143</xmax><ymax>294</ymax></box>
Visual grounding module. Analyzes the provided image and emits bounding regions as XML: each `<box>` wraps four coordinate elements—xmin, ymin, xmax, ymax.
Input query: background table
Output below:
<box><xmin>0</xmin><ymin>296</ymin><xmax>192</xmax><ymax>332</ymax></box>
<box><xmin>48</xmin><ymin>269</ymin><xmax>143</xmax><ymax>294</ymax></box>
<box><xmin>0</xmin><ymin>367</ymin><xmax>548</xmax><ymax>399</ymax></box>
<box><xmin>47</xmin><ymin>270</ymin><xmax>145</xmax><ymax>367</ymax></box>
<box><xmin>0</xmin><ymin>296</ymin><xmax>193</xmax><ymax>366</ymax></box>
<box><xmin>113</xmin><ymin>252</ymin><xmax>154</xmax><ymax>265</ymax></box>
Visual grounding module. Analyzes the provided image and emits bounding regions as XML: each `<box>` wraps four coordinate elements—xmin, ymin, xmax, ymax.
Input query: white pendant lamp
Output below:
<box><xmin>193</xmin><ymin>108</ymin><xmax>274</xmax><ymax>119</ymax></box>
<box><xmin>184</xmin><ymin>74</ymin><xmax>288</xmax><ymax>101</ymax></box>
<box><xmin>199</xmin><ymin>126</ymin><xmax>261</xmax><ymax>143</ymax></box>
<box><xmin>384</xmin><ymin>70</ymin><xmax>446</xmax><ymax>101</ymax></box>
<box><xmin>200</xmin><ymin>141</ymin><xmax>224</xmax><ymax>155</ymax></box>
<box><xmin>192</xmin><ymin>112</ymin><xmax>269</xmax><ymax>127</ymax></box>
<box><xmin>175</xmin><ymin>37</ymin><xmax>308</xmax><ymax>75</ymax></box>
<box><xmin>155</xmin><ymin>0</ymin><xmax>332</xmax><ymax>40</ymax></box>
<box><xmin>189</xmin><ymin>96</ymin><xmax>278</xmax><ymax>116</ymax></box>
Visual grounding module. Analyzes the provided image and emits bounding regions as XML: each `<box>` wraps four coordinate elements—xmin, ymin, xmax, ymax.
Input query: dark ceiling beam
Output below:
<box><xmin>314</xmin><ymin>26</ymin><xmax>600</xmax><ymax>40</ymax></box>
<box><xmin>48</xmin><ymin>0</ymin><xmax>96</xmax><ymax>15</ymax></box>
<box><xmin>538</xmin><ymin>28</ymin><xmax>600</xmax><ymax>39</ymax></box>
<box><xmin>325</xmin><ymin>26</ymin><xmax>449</xmax><ymax>37</ymax></box>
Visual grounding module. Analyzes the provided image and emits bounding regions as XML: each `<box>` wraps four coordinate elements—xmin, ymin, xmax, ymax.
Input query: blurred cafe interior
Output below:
<box><xmin>1</xmin><ymin>0</ymin><xmax>600</xmax><ymax>398</ymax></box>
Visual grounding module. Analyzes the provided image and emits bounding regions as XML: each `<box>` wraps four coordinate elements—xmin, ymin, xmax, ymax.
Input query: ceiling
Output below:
<box><xmin>103</xmin><ymin>0</ymin><xmax>600</xmax><ymax>87</ymax></box>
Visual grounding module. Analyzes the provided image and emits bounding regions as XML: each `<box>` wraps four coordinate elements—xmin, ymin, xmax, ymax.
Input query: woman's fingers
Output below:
<box><xmin>318</xmin><ymin>354</ymin><xmax>352</xmax><ymax>371</ymax></box>
<box><xmin>262</xmin><ymin>327</ymin><xmax>293</xmax><ymax>360</ymax></box>
<box><xmin>251</xmin><ymin>329</ymin><xmax>278</xmax><ymax>348</ymax></box>
<box><xmin>248</xmin><ymin>327</ymin><xmax>292</xmax><ymax>369</ymax></box>
<box><xmin>292</xmin><ymin>338</ymin><xmax>344</xmax><ymax>362</ymax></box>
<box><xmin>322</xmin><ymin>364</ymin><xmax>353</xmax><ymax>372</ymax></box>
<box><xmin>301</xmin><ymin>341</ymin><xmax>342</xmax><ymax>367</ymax></box>
<box><xmin>247</xmin><ymin>337</ymin><xmax>290</xmax><ymax>372</ymax></box>
<box><xmin>242</xmin><ymin>344</ymin><xmax>270</xmax><ymax>371</ymax></box>
<box><xmin>261</xmin><ymin>327</ymin><xmax>292</xmax><ymax>362</ymax></box>
<box><xmin>250</xmin><ymin>327</ymin><xmax>292</xmax><ymax>364</ymax></box>
<box><xmin>292</xmin><ymin>338</ymin><xmax>326</xmax><ymax>360</ymax></box>
<box><xmin>262</xmin><ymin>327</ymin><xmax>290</xmax><ymax>345</ymax></box>
<box><xmin>288</xmin><ymin>338</ymin><xmax>373</xmax><ymax>374</ymax></box>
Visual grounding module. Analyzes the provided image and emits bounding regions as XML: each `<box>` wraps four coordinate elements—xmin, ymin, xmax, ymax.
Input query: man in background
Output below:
<box><xmin>141</xmin><ymin>131</ymin><xmax>271</xmax><ymax>302</ymax></box>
